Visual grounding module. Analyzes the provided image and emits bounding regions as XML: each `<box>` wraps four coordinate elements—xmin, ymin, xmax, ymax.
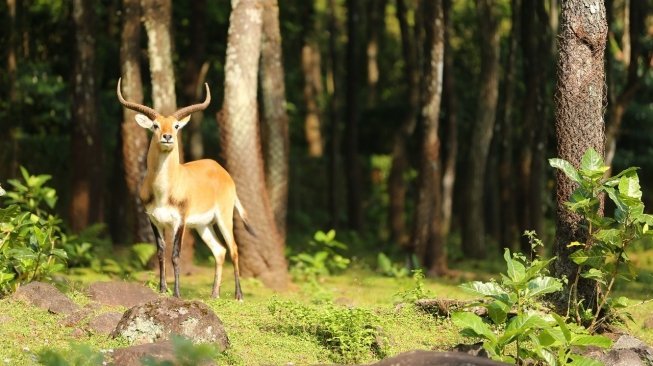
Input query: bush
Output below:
<box><xmin>289</xmin><ymin>230</ymin><xmax>350</xmax><ymax>280</ymax></box>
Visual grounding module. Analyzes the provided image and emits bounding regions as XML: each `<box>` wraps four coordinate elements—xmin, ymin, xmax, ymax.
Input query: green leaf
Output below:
<box><xmin>459</xmin><ymin>281</ymin><xmax>507</xmax><ymax>298</ymax></box>
<box><xmin>580</xmin><ymin>268</ymin><xmax>606</xmax><ymax>285</ymax></box>
<box><xmin>451</xmin><ymin>312</ymin><xmax>497</xmax><ymax>344</ymax></box>
<box><xmin>618</xmin><ymin>174</ymin><xmax>642</xmax><ymax>199</ymax></box>
<box><xmin>608</xmin><ymin>296</ymin><xmax>629</xmax><ymax>309</ymax></box>
<box><xmin>569</xmin><ymin>248</ymin><xmax>604</xmax><ymax>268</ymax></box>
<box><xmin>567</xmin><ymin>355</ymin><xmax>605</xmax><ymax>366</ymax></box>
<box><xmin>0</xmin><ymin>205</ymin><xmax>21</xmax><ymax>223</ymax></box>
<box><xmin>580</xmin><ymin>148</ymin><xmax>605</xmax><ymax>173</ymax></box>
<box><xmin>549</xmin><ymin>158</ymin><xmax>581</xmax><ymax>183</ymax></box>
<box><xmin>552</xmin><ymin>314</ymin><xmax>572</xmax><ymax>343</ymax></box>
<box><xmin>525</xmin><ymin>276</ymin><xmax>563</xmax><ymax>298</ymax></box>
<box><xmin>504</xmin><ymin>249</ymin><xmax>525</xmax><ymax>283</ymax></box>
<box><xmin>487</xmin><ymin>301</ymin><xmax>508</xmax><ymax>325</ymax></box>
<box><xmin>571</xmin><ymin>335</ymin><xmax>612</xmax><ymax>348</ymax></box>
<box><xmin>499</xmin><ymin>314</ymin><xmax>549</xmax><ymax>345</ymax></box>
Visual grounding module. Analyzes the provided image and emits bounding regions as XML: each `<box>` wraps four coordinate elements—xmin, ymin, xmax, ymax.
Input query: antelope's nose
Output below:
<box><xmin>162</xmin><ymin>134</ymin><xmax>173</xmax><ymax>142</ymax></box>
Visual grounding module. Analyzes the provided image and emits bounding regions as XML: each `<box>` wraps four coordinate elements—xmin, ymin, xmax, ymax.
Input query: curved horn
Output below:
<box><xmin>171</xmin><ymin>83</ymin><xmax>211</xmax><ymax>121</ymax></box>
<box><xmin>116</xmin><ymin>78</ymin><xmax>159</xmax><ymax>120</ymax></box>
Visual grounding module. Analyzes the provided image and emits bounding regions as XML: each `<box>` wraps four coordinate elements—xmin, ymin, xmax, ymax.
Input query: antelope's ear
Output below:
<box><xmin>175</xmin><ymin>115</ymin><xmax>191</xmax><ymax>129</ymax></box>
<box><xmin>135</xmin><ymin>114</ymin><xmax>154</xmax><ymax>129</ymax></box>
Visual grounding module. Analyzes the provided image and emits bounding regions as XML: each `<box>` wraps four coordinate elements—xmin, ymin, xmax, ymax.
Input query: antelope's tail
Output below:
<box><xmin>235</xmin><ymin>196</ymin><xmax>257</xmax><ymax>237</ymax></box>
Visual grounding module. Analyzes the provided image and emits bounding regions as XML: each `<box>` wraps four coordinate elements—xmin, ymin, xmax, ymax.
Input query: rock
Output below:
<box><xmin>583</xmin><ymin>334</ymin><xmax>653</xmax><ymax>366</ymax></box>
<box><xmin>452</xmin><ymin>342</ymin><xmax>489</xmax><ymax>358</ymax></box>
<box><xmin>87</xmin><ymin>281</ymin><xmax>159</xmax><ymax>308</ymax></box>
<box><xmin>61</xmin><ymin>308</ymin><xmax>93</xmax><ymax>327</ymax></box>
<box><xmin>111</xmin><ymin>297</ymin><xmax>229</xmax><ymax>351</ymax></box>
<box><xmin>370</xmin><ymin>350</ymin><xmax>510</xmax><ymax>366</ymax></box>
<box><xmin>70</xmin><ymin>328</ymin><xmax>86</xmax><ymax>338</ymax></box>
<box><xmin>110</xmin><ymin>341</ymin><xmax>176</xmax><ymax>366</ymax></box>
<box><xmin>13</xmin><ymin>282</ymin><xmax>79</xmax><ymax>315</ymax></box>
<box><xmin>88</xmin><ymin>312</ymin><xmax>123</xmax><ymax>335</ymax></box>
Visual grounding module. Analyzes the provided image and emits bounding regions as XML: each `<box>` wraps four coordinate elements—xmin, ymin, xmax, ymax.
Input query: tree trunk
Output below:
<box><xmin>7</xmin><ymin>0</ymin><xmax>17</xmax><ymax>103</ymax></box>
<box><xmin>181</xmin><ymin>0</ymin><xmax>207</xmax><ymax>161</ymax></box>
<box><xmin>388</xmin><ymin>0</ymin><xmax>419</xmax><ymax>248</ymax></box>
<box><xmin>70</xmin><ymin>0</ymin><xmax>103</xmax><ymax>233</ymax></box>
<box><xmin>345</xmin><ymin>0</ymin><xmax>363</xmax><ymax>230</ymax></box>
<box><xmin>260</xmin><ymin>0</ymin><xmax>290</xmax><ymax>243</ymax></box>
<box><xmin>461</xmin><ymin>0</ymin><xmax>500</xmax><ymax>259</ymax></box>
<box><xmin>605</xmin><ymin>0</ymin><xmax>648</xmax><ymax>168</ymax></box>
<box><xmin>365</xmin><ymin>0</ymin><xmax>386</xmax><ymax>106</ymax></box>
<box><xmin>496</xmin><ymin>0</ymin><xmax>520</xmax><ymax>251</ymax></box>
<box><xmin>301</xmin><ymin>1</ymin><xmax>324</xmax><ymax>158</ymax></box>
<box><xmin>327</xmin><ymin>0</ymin><xmax>342</xmax><ymax>229</ymax></box>
<box><xmin>142</xmin><ymin>0</ymin><xmax>195</xmax><ymax>271</ymax></box>
<box><xmin>410</xmin><ymin>0</ymin><xmax>446</xmax><ymax>276</ymax></box>
<box><xmin>219</xmin><ymin>0</ymin><xmax>289</xmax><ymax>290</ymax></box>
<box><xmin>553</xmin><ymin>0</ymin><xmax>607</xmax><ymax>310</ymax></box>
<box><xmin>441</xmin><ymin>0</ymin><xmax>457</xmax><ymax>238</ymax></box>
<box><xmin>120</xmin><ymin>0</ymin><xmax>152</xmax><ymax>245</ymax></box>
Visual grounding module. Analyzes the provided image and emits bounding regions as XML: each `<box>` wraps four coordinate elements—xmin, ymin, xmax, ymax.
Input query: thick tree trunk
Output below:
<box><xmin>181</xmin><ymin>0</ymin><xmax>207</xmax><ymax>161</ymax></box>
<box><xmin>388</xmin><ymin>0</ymin><xmax>419</xmax><ymax>248</ymax></box>
<box><xmin>7</xmin><ymin>0</ymin><xmax>17</xmax><ymax>103</ymax></box>
<box><xmin>365</xmin><ymin>0</ymin><xmax>386</xmax><ymax>106</ymax></box>
<box><xmin>301</xmin><ymin>2</ymin><xmax>324</xmax><ymax>158</ymax></box>
<box><xmin>120</xmin><ymin>0</ymin><xmax>152</xmax><ymax>244</ymax></box>
<box><xmin>260</xmin><ymin>0</ymin><xmax>290</xmax><ymax>243</ymax></box>
<box><xmin>219</xmin><ymin>0</ymin><xmax>289</xmax><ymax>290</ymax></box>
<box><xmin>142</xmin><ymin>0</ymin><xmax>195</xmax><ymax>270</ymax></box>
<box><xmin>70</xmin><ymin>0</ymin><xmax>103</xmax><ymax>233</ymax></box>
<box><xmin>345</xmin><ymin>0</ymin><xmax>363</xmax><ymax>230</ymax></box>
<box><xmin>461</xmin><ymin>0</ymin><xmax>500</xmax><ymax>259</ymax></box>
<box><xmin>410</xmin><ymin>0</ymin><xmax>446</xmax><ymax>276</ymax></box>
<box><xmin>441</xmin><ymin>0</ymin><xmax>457</xmax><ymax>238</ymax></box>
<box><xmin>553</xmin><ymin>0</ymin><xmax>607</xmax><ymax>310</ymax></box>
<box><xmin>327</xmin><ymin>0</ymin><xmax>342</xmax><ymax>229</ymax></box>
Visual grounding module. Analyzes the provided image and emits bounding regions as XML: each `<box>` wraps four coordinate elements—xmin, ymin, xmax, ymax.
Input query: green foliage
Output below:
<box><xmin>394</xmin><ymin>269</ymin><xmax>433</xmax><ymax>303</ymax></box>
<box><xmin>289</xmin><ymin>230</ymin><xmax>350</xmax><ymax>280</ymax></box>
<box><xmin>0</xmin><ymin>168</ymin><xmax>68</xmax><ymax>296</ymax></box>
<box><xmin>268</xmin><ymin>298</ymin><xmax>388</xmax><ymax>364</ymax></box>
<box><xmin>376</xmin><ymin>252</ymin><xmax>409</xmax><ymax>278</ymax></box>
<box><xmin>550</xmin><ymin>148</ymin><xmax>653</xmax><ymax>329</ymax></box>
<box><xmin>453</xmin><ymin>238</ymin><xmax>612</xmax><ymax>365</ymax></box>
<box><xmin>38</xmin><ymin>343</ymin><xmax>104</xmax><ymax>366</ymax></box>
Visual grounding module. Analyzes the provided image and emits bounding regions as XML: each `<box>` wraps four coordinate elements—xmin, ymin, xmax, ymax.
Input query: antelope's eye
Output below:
<box><xmin>174</xmin><ymin>124</ymin><xmax>180</xmax><ymax>129</ymax></box>
<box><xmin>152</xmin><ymin>124</ymin><xmax>159</xmax><ymax>130</ymax></box>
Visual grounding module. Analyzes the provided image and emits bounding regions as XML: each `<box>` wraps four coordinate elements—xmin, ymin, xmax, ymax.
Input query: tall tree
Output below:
<box><xmin>327</xmin><ymin>0</ymin><xmax>343</xmax><ymax>228</ymax></box>
<box><xmin>120</xmin><ymin>0</ymin><xmax>152</xmax><ymax>244</ymax></box>
<box><xmin>142</xmin><ymin>0</ymin><xmax>195</xmax><ymax>269</ymax></box>
<box><xmin>365</xmin><ymin>0</ymin><xmax>386</xmax><ymax>106</ymax></box>
<box><xmin>461</xmin><ymin>0</ymin><xmax>501</xmax><ymax>258</ymax></box>
<box><xmin>552</xmin><ymin>0</ymin><xmax>607</xmax><ymax>309</ymax></box>
<box><xmin>345</xmin><ymin>0</ymin><xmax>363</xmax><ymax>230</ymax></box>
<box><xmin>301</xmin><ymin>1</ymin><xmax>324</xmax><ymax>157</ymax></box>
<box><xmin>260</xmin><ymin>0</ymin><xmax>290</xmax><ymax>242</ymax></box>
<box><xmin>70</xmin><ymin>0</ymin><xmax>103</xmax><ymax>232</ymax></box>
<box><xmin>219</xmin><ymin>0</ymin><xmax>289</xmax><ymax>290</ymax></box>
<box><xmin>410</xmin><ymin>0</ymin><xmax>447</xmax><ymax>276</ymax></box>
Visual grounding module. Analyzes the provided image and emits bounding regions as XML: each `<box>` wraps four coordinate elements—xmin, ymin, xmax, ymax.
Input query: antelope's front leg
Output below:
<box><xmin>150</xmin><ymin>222</ymin><xmax>167</xmax><ymax>294</ymax></box>
<box><xmin>171</xmin><ymin>223</ymin><xmax>185</xmax><ymax>298</ymax></box>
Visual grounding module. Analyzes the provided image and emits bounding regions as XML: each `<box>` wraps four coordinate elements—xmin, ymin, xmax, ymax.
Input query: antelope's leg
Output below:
<box><xmin>216</xmin><ymin>206</ymin><xmax>243</xmax><ymax>301</ymax></box>
<box><xmin>171</xmin><ymin>223</ymin><xmax>185</xmax><ymax>298</ymax></box>
<box><xmin>150</xmin><ymin>222</ymin><xmax>167</xmax><ymax>293</ymax></box>
<box><xmin>197</xmin><ymin>225</ymin><xmax>227</xmax><ymax>298</ymax></box>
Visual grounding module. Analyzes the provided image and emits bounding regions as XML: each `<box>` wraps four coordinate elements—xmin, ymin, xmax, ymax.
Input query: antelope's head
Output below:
<box><xmin>117</xmin><ymin>78</ymin><xmax>211</xmax><ymax>152</ymax></box>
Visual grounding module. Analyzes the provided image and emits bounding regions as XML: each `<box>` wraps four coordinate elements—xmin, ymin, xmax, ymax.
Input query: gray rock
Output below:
<box><xmin>583</xmin><ymin>334</ymin><xmax>653</xmax><ymax>366</ymax></box>
<box><xmin>13</xmin><ymin>282</ymin><xmax>79</xmax><ymax>315</ymax></box>
<box><xmin>87</xmin><ymin>281</ymin><xmax>159</xmax><ymax>308</ymax></box>
<box><xmin>110</xmin><ymin>341</ymin><xmax>176</xmax><ymax>366</ymax></box>
<box><xmin>88</xmin><ymin>312</ymin><xmax>123</xmax><ymax>335</ymax></box>
<box><xmin>61</xmin><ymin>308</ymin><xmax>93</xmax><ymax>327</ymax></box>
<box><xmin>370</xmin><ymin>351</ymin><xmax>510</xmax><ymax>366</ymax></box>
<box><xmin>111</xmin><ymin>297</ymin><xmax>229</xmax><ymax>351</ymax></box>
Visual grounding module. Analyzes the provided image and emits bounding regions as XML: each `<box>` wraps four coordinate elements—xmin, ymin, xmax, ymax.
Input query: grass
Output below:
<box><xmin>1</xmin><ymin>250</ymin><xmax>653</xmax><ymax>365</ymax></box>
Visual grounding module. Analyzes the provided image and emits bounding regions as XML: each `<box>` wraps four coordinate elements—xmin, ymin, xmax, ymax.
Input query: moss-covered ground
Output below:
<box><xmin>1</xmin><ymin>251</ymin><xmax>652</xmax><ymax>365</ymax></box>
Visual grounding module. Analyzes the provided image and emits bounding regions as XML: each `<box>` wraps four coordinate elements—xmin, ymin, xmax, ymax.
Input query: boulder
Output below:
<box><xmin>110</xmin><ymin>341</ymin><xmax>176</xmax><ymax>366</ymax></box>
<box><xmin>87</xmin><ymin>281</ymin><xmax>159</xmax><ymax>308</ymax></box>
<box><xmin>583</xmin><ymin>334</ymin><xmax>653</xmax><ymax>366</ymax></box>
<box><xmin>88</xmin><ymin>312</ymin><xmax>123</xmax><ymax>335</ymax></box>
<box><xmin>111</xmin><ymin>297</ymin><xmax>229</xmax><ymax>351</ymax></box>
<box><xmin>13</xmin><ymin>282</ymin><xmax>79</xmax><ymax>315</ymax></box>
<box><xmin>370</xmin><ymin>351</ymin><xmax>510</xmax><ymax>366</ymax></box>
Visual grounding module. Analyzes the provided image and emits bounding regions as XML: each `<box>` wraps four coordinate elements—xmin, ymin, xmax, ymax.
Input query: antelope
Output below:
<box><xmin>117</xmin><ymin>78</ymin><xmax>253</xmax><ymax>300</ymax></box>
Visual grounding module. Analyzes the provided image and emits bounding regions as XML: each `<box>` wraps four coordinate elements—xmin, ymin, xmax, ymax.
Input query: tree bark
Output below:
<box><xmin>461</xmin><ymin>0</ymin><xmax>500</xmax><ymax>259</ymax></box>
<box><xmin>553</xmin><ymin>0</ymin><xmax>607</xmax><ymax>310</ymax></box>
<box><xmin>410</xmin><ymin>0</ymin><xmax>446</xmax><ymax>276</ymax></box>
<box><xmin>120</xmin><ymin>0</ymin><xmax>152</xmax><ymax>244</ymax></box>
<box><xmin>219</xmin><ymin>0</ymin><xmax>289</xmax><ymax>290</ymax></box>
<box><xmin>388</xmin><ymin>0</ymin><xmax>419</xmax><ymax>248</ymax></box>
<box><xmin>301</xmin><ymin>1</ymin><xmax>324</xmax><ymax>158</ymax></box>
<box><xmin>345</xmin><ymin>0</ymin><xmax>363</xmax><ymax>230</ymax></box>
<box><xmin>142</xmin><ymin>0</ymin><xmax>195</xmax><ymax>270</ymax></box>
<box><xmin>260</xmin><ymin>0</ymin><xmax>290</xmax><ymax>243</ymax></box>
<box><xmin>327</xmin><ymin>0</ymin><xmax>342</xmax><ymax>229</ymax></box>
<box><xmin>441</xmin><ymin>0</ymin><xmax>457</xmax><ymax>239</ymax></box>
<box><xmin>365</xmin><ymin>0</ymin><xmax>386</xmax><ymax>106</ymax></box>
<box><xmin>70</xmin><ymin>0</ymin><xmax>103</xmax><ymax>233</ymax></box>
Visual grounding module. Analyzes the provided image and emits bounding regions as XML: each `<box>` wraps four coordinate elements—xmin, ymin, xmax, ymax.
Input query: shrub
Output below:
<box><xmin>289</xmin><ymin>230</ymin><xmax>350</xmax><ymax>280</ymax></box>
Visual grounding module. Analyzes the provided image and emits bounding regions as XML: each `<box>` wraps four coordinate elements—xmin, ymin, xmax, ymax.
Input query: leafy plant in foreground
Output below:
<box><xmin>289</xmin><ymin>229</ymin><xmax>350</xmax><ymax>280</ymax></box>
<box><xmin>394</xmin><ymin>269</ymin><xmax>432</xmax><ymax>303</ymax></box>
<box><xmin>550</xmin><ymin>148</ymin><xmax>652</xmax><ymax>329</ymax></box>
<box><xmin>452</xmin><ymin>233</ymin><xmax>612</xmax><ymax>365</ymax></box>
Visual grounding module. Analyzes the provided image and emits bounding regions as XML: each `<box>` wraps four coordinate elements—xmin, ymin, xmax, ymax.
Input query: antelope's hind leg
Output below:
<box><xmin>216</xmin><ymin>206</ymin><xmax>243</xmax><ymax>301</ymax></box>
<box><xmin>197</xmin><ymin>225</ymin><xmax>227</xmax><ymax>298</ymax></box>
<box><xmin>150</xmin><ymin>222</ymin><xmax>168</xmax><ymax>294</ymax></box>
<box><xmin>171</xmin><ymin>223</ymin><xmax>186</xmax><ymax>298</ymax></box>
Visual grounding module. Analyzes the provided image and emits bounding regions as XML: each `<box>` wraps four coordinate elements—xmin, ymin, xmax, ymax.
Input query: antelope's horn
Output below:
<box><xmin>117</xmin><ymin>78</ymin><xmax>159</xmax><ymax>120</ymax></box>
<box><xmin>171</xmin><ymin>83</ymin><xmax>211</xmax><ymax>121</ymax></box>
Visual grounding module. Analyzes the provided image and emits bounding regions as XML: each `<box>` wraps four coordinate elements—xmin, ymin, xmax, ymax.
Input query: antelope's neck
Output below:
<box><xmin>146</xmin><ymin>139</ymin><xmax>182</xmax><ymax>200</ymax></box>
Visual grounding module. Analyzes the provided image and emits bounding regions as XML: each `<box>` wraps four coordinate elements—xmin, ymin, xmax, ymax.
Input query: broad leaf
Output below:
<box><xmin>459</xmin><ymin>281</ymin><xmax>507</xmax><ymax>298</ymax></box>
<box><xmin>580</xmin><ymin>268</ymin><xmax>606</xmax><ymax>285</ymax></box>
<box><xmin>525</xmin><ymin>276</ymin><xmax>563</xmax><ymax>298</ymax></box>
<box><xmin>549</xmin><ymin>158</ymin><xmax>581</xmax><ymax>183</ymax></box>
<box><xmin>569</xmin><ymin>248</ymin><xmax>604</xmax><ymax>268</ymax></box>
<box><xmin>487</xmin><ymin>301</ymin><xmax>508</xmax><ymax>325</ymax></box>
<box><xmin>567</xmin><ymin>354</ymin><xmax>605</xmax><ymax>366</ymax></box>
<box><xmin>571</xmin><ymin>335</ymin><xmax>612</xmax><ymax>348</ymax></box>
<box><xmin>552</xmin><ymin>314</ymin><xmax>571</xmax><ymax>343</ymax></box>
<box><xmin>504</xmin><ymin>249</ymin><xmax>525</xmax><ymax>283</ymax></box>
<box><xmin>618</xmin><ymin>174</ymin><xmax>642</xmax><ymax>199</ymax></box>
<box><xmin>580</xmin><ymin>148</ymin><xmax>605</xmax><ymax>173</ymax></box>
<box><xmin>451</xmin><ymin>312</ymin><xmax>497</xmax><ymax>344</ymax></box>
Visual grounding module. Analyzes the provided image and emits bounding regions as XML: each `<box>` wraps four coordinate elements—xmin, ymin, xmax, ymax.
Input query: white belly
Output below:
<box><xmin>186</xmin><ymin>210</ymin><xmax>216</xmax><ymax>228</ymax></box>
<box><xmin>148</xmin><ymin>206</ymin><xmax>182</xmax><ymax>228</ymax></box>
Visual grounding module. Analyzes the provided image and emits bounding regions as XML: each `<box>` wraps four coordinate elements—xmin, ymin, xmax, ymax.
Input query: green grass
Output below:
<box><xmin>2</xmin><ymin>250</ymin><xmax>653</xmax><ymax>365</ymax></box>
